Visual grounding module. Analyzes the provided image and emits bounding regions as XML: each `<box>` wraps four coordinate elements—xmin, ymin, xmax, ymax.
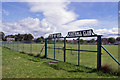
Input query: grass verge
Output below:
<box><xmin>2</xmin><ymin>47</ymin><xmax>119</xmax><ymax>78</ymax></box>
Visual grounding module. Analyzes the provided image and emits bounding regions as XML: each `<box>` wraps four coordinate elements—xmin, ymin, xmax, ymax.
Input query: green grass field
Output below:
<box><xmin>2</xmin><ymin>47</ymin><xmax>119</xmax><ymax>78</ymax></box>
<box><xmin>3</xmin><ymin>42</ymin><xmax>118</xmax><ymax>71</ymax></box>
<box><xmin>47</xmin><ymin>43</ymin><xmax>118</xmax><ymax>71</ymax></box>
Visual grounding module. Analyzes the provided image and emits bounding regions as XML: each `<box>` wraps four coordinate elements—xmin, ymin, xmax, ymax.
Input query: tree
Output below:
<box><xmin>0</xmin><ymin>32</ymin><xmax>5</xmax><ymax>41</ymax></box>
<box><xmin>34</xmin><ymin>36</ymin><xmax>45</xmax><ymax>43</ymax></box>
<box><xmin>80</xmin><ymin>39</ymin><xmax>84</xmax><ymax>44</ymax></box>
<box><xmin>56</xmin><ymin>39</ymin><xmax>61</xmax><ymax>42</ymax></box>
<box><xmin>108</xmin><ymin>37</ymin><xmax>116</xmax><ymax>44</ymax></box>
<box><xmin>5</xmin><ymin>34</ymin><xmax>15</xmax><ymax>41</ymax></box>
<box><xmin>47</xmin><ymin>38</ymin><xmax>53</xmax><ymax>44</ymax></box>
<box><xmin>5</xmin><ymin>33</ymin><xmax>34</xmax><ymax>41</ymax></box>
<box><xmin>24</xmin><ymin>34</ymin><xmax>34</xmax><ymax>41</ymax></box>
<box><xmin>102</xmin><ymin>38</ymin><xmax>108</xmax><ymax>44</ymax></box>
<box><xmin>35</xmin><ymin>37</ymin><xmax>43</xmax><ymax>43</ymax></box>
<box><xmin>41</xmin><ymin>36</ymin><xmax>44</xmax><ymax>40</ymax></box>
<box><xmin>76</xmin><ymin>38</ymin><xmax>84</xmax><ymax>44</ymax></box>
<box><xmin>116</xmin><ymin>37</ymin><xmax>120</xmax><ymax>41</ymax></box>
<box><xmin>15</xmin><ymin>34</ymin><xmax>24</xmax><ymax>41</ymax></box>
<box><xmin>90</xmin><ymin>39</ymin><xmax>95</xmax><ymax>43</ymax></box>
<box><xmin>40</xmin><ymin>36</ymin><xmax>45</xmax><ymax>42</ymax></box>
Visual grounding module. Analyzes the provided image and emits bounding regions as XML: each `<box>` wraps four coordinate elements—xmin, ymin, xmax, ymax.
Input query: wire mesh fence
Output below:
<box><xmin>1</xmin><ymin>39</ymin><xmax>119</xmax><ymax>70</ymax></box>
<box><xmin>45</xmin><ymin>37</ymin><xmax>119</xmax><ymax>70</ymax></box>
<box><xmin>45</xmin><ymin>37</ymin><xmax>99</xmax><ymax>68</ymax></box>
<box><xmin>2</xmin><ymin>41</ymin><xmax>45</xmax><ymax>57</ymax></box>
<box><xmin>101</xmin><ymin>45</ymin><xmax>118</xmax><ymax>71</ymax></box>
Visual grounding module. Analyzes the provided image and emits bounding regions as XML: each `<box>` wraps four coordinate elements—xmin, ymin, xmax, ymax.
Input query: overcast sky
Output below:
<box><xmin>1</xmin><ymin>0</ymin><xmax>119</xmax><ymax>38</ymax></box>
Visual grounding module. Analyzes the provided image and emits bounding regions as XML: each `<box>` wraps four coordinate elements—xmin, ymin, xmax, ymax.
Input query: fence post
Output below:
<box><xmin>17</xmin><ymin>41</ymin><xmax>18</xmax><ymax>51</ymax></box>
<box><xmin>3</xmin><ymin>41</ymin><xmax>4</xmax><ymax>47</ymax></box>
<box><xmin>18</xmin><ymin>41</ymin><xmax>20</xmax><ymax>51</ymax></box>
<box><xmin>23</xmin><ymin>41</ymin><xmax>24</xmax><ymax>52</ymax></box>
<box><xmin>9</xmin><ymin>42</ymin><xmax>11</xmax><ymax>49</ymax></box>
<box><xmin>7</xmin><ymin>42</ymin><xmax>8</xmax><ymax>48</ymax></box>
<box><xmin>10</xmin><ymin>41</ymin><xmax>12</xmax><ymax>50</ymax></box>
<box><xmin>13</xmin><ymin>41</ymin><xmax>14</xmax><ymax>50</ymax></box>
<box><xmin>6</xmin><ymin>41</ymin><xmax>7</xmax><ymax>47</ymax></box>
<box><xmin>9</xmin><ymin>42</ymin><xmax>11</xmax><ymax>48</ymax></box>
<box><xmin>30</xmin><ymin>41</ymin><xmax>32</xmax><ymax>54</ymax></box>
<box><xmin>78</xmin><ymin>37</ymin><xmax>80</xmax><ymax>66</ymax></box>
<box><xmin>7</xmin><ymin>42</ymin><xmax>8</xmax><ymax>47</ymax></box>
<box><xmin>45</xmin><ymin>38</ymin><xmax>47</xmax><ymax>58</ymax></box>
<box><xmin>4</xmin><ymin>42</ymin><xmax>5</xmax><ymax>47</ymax></box>
<box><xmin>7</xmin><ymin>42</ymin><xmax>9</xmax><ymax>48</ymax></box>
<box><xmin>64</xmin><ymin>37</ymin><xmax>66</xmax><ymax>62</ymax></box>
<box><xmin>9</xmin><ymin>42</ymin><xmax>10</xmax><ymax>48</ymax></box>
<box><xmin>14</xmin><ymin>42</ymin><xmax>15</xmax><ymax>51</ymax></box>
<box><xmin>6</xmin><ymin>42</ymin><xmax>8</xmax><ymax>48</ymax></box>
<box><xmin>2</xmin><ymin>41</ymin><xmax>3</xmax><ymax>47</ymax></box>
<box><xmin>54</xmin><ymin>38</ymin><xmax>56</xmax><ymax>60</ymax></box>
<box><xmin>5</xmin><ymin>41</ymin><xmax>6</xmax><ymax>47</ymax></box>
<box><xmin>4</xmin><ymin>41</ymin><xmax>5</xmax><ymax>47</ymax></box>
<box><xmin>8</xmin><ymin>42</ymin><xmax>9</xmax><ymax>48</ymax></box>
<box><xmin>97</xmin><ymin>35</ymin><xmax>101</xmax><ymax>70</ymax></box>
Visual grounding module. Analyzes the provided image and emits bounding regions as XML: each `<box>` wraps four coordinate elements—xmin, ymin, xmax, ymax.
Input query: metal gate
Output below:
<box><xmin>45</xmin><ymin>29</ymin><xmax>102</xmax><ymax>70</ymax></box>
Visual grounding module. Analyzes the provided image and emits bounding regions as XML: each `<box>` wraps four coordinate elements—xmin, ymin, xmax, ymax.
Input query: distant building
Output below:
<box><xmin>6</xmin><ymin>38</ymin><xmax>15</xmax><ymax>41</ymax></box>
<box><xmin>67</xmin><ymin>40</ymin><xmax>77</xmax><ymax>44</ymax></box>
<box><xmin>32</xmin><ymin>38</ymin><xmax>35</xmax><ymax>40</ymax></box>
<box><xmin>115</xmin><ymin>41</ymin><xmax>120</xmax><ymax>44</ymax></box>
<box><xmin>102</xmin><ymin>38</ymin><xmax>108</xmax><ymax>44</ymax></box>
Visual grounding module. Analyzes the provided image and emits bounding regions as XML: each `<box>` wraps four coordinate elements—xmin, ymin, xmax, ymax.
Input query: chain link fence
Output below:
<box><xmin>46</xmin><ymin>37</ymin><xmax>119</xmax><ymax>70</ymax></box>
<box><xmin>2</xmin><ymin>41</ymin><xmax>45</xmax><ymax>57</ymax></box>
<box><xmin>1</xmin><ymin>40</ymin><xmax>119</xmax><ymax>71</ymax></box>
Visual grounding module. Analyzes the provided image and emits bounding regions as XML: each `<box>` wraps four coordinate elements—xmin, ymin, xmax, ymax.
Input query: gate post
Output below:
<box><xmin>97</xmin><ymin>35</ymin><xmax>101</xmax><ymax>70</ymax></box>
<box><xmin>45</xmin><ymin>38</ymin><xmax>47</xmax><ymax>58</ymax></box>
<box><xmin>64</xmin><ymin>37</ymin><xmax>66</xmax><ymax>62</ymax></box>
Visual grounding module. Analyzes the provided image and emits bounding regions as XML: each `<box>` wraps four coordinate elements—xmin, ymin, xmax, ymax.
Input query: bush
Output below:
<box><xmin>100</xmin><ymin>64</ymin><xmax>113</xmax><ymax>73</ymax></box>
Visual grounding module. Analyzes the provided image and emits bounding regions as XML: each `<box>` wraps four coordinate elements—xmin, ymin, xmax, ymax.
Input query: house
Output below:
<box><xmin>102</xmin><ymin>38</ymin><xmax>108</xmax><ymax>44</ymax></box>
<box><xmin>115</xmin><ymin>41</ymin><xmax>120</xmax><ymax>44</ymax></box>
<box><xmin>67</xmin><ymin>40</ymin><xmax>77</xmax><ymax>44</ymax></box>
<box><xmin>6</xmin><ymin>38</ymin><xmax>15</xmax><ymax>41</ymax></box>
